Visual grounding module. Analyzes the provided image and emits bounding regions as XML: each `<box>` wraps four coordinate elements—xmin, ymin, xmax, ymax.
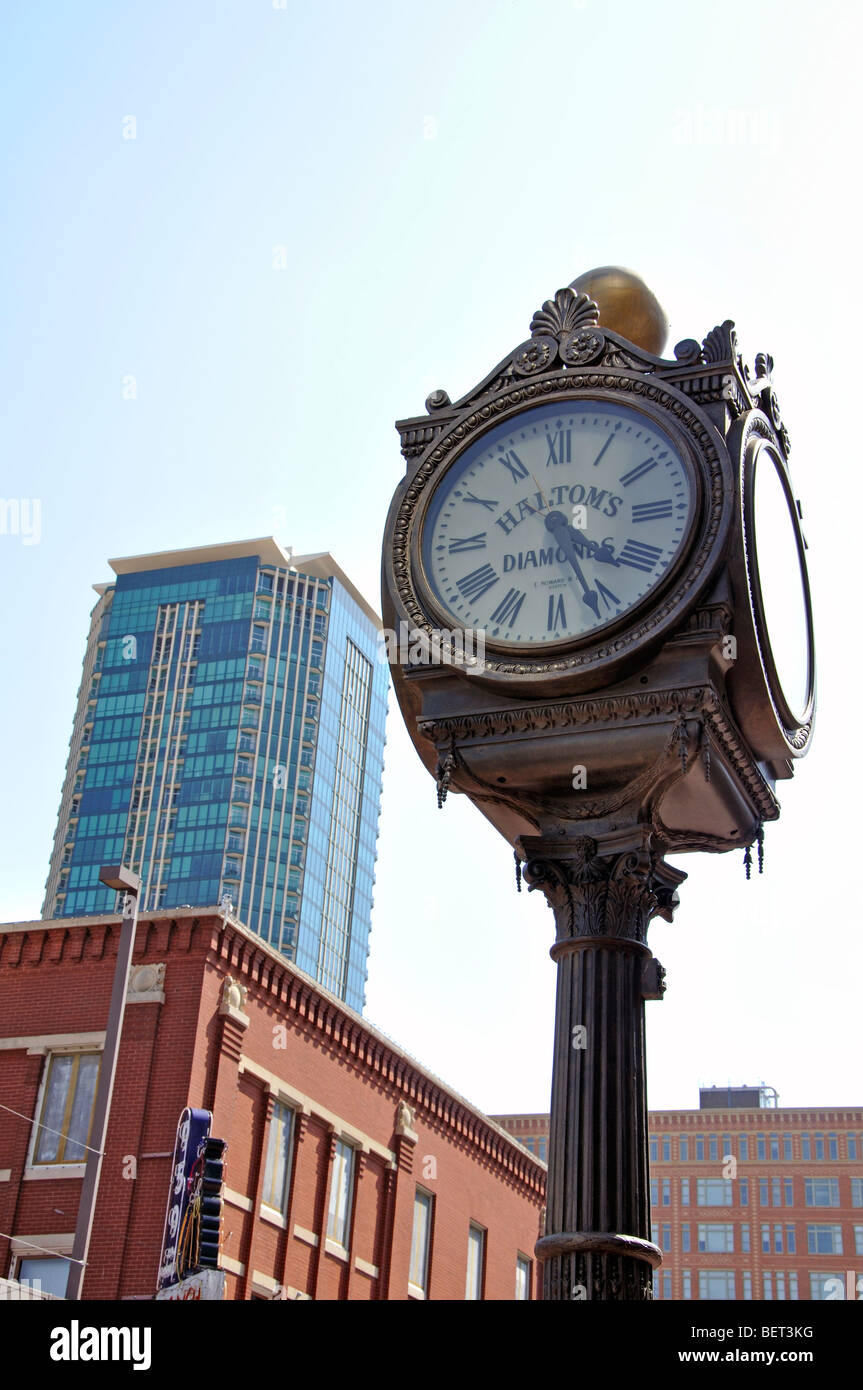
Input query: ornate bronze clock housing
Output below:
<box><xmin>383</xmin><ymin>285</ymin><xmax>814</xmax><ymax>858</ymax></box>
<box><xmin>382</xmin><ymin>274</ymin><xmax>815</xmax><ymax>1301</ymax></box>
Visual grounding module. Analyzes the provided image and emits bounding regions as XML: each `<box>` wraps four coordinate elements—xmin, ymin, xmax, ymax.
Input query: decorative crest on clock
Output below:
<box><xmin>396</xmin><ymin>277</ymin><xmax>789</xmax><ymax>466</ymax></box>
<box><xmin>529</xmin><ymin>288</ymin><xmax>600</xmax><ymax>339</ymax></box>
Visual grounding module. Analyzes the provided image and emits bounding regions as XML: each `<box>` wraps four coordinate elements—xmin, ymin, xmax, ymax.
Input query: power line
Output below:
<box><xmin>0</xmin><ymin>1232</ymin><xmax>84</xmax><ymax>1265</ymax></box>
<box><xmin>0</xmin><ymin>1101</ymin><xmax>103</xmax><ymax>1158</ymax></box>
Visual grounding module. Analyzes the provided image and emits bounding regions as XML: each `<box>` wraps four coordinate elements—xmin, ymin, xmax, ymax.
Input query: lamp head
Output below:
<box><xmin>99</xmin><ymin>864</ymin><xmax>142</xmax><ymax>896</ymax></box>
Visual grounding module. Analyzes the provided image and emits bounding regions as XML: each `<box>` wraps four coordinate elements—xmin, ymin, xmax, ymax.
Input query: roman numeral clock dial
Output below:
<box><xmin>420</xmin><ymin>399</ymin><xmax>696</xmax><ymax>646</ymax></box>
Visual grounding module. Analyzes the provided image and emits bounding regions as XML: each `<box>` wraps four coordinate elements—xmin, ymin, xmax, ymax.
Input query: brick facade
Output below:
<box><xmin>492</xmin><ymin>1104</ymin><xmax>863</xmax><ymax>1301</ymax></box>
<box><xmin>0</xmin><ymin>910</ymin><xmax>545</xmax><ymax>1301</ymax></box>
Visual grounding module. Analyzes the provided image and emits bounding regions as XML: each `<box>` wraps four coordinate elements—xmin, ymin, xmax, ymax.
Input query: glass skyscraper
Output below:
<box><xmin>42</xmin><ymin>539</ymin><xmax>387</xmax><ymax>1012</ymax></box>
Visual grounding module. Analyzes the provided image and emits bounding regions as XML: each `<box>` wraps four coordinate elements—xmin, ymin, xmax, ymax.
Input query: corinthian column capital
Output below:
<box><xmin>516</xmin><ymin>832</ymin><xmax>686</xmax><ymax>955</ymax></box>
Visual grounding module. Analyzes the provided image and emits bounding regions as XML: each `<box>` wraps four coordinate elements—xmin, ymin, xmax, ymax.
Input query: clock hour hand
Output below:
<box><xmin>545</xmin><ymin>511</ymin><xmax>600</xmax><ymax>619</ymax></box>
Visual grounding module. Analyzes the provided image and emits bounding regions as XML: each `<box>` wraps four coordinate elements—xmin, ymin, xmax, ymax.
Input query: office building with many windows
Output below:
<box><xmin>492</xmin><ymin>1087</ymin><xmax>863</xmax><ymax>1300</ymax></box>
<box><xmin>41</xmin><ymin>539</ymin><xmax>387</xmax><ymax>1012</ymax></box>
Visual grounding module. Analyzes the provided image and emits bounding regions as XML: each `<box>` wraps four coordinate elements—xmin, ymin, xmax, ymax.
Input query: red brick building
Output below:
<box><xmin>0</xmin><ymin>909</ymin><xmax>545</xmax><ymax>1300</ymax></box>
<box><xmin>492</xmin><ymin>1089</ymin><xmax>863</xmax><ymax>1301</ymax></box>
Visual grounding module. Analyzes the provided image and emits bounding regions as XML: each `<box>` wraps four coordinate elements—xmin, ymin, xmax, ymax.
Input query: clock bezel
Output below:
<box><xmin>415</xmin><ymin>394</ymin><xmax>701</xmax><ymax>654</ymax></box>
<box><xmin>726</xmin><ymin>410</ymin><xmax>815</xmax><ymax>765</ymax></box>
<box><xmin>389</xmin><ymin>369</ymin><xmax>733</xmax><ymax>695</ymax></box>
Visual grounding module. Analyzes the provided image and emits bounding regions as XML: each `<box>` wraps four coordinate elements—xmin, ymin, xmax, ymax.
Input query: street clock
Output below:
<box><xmin>382</xmin><ymin>269</ymin><xmax>814</xmax><ymax>1302</ymax></box>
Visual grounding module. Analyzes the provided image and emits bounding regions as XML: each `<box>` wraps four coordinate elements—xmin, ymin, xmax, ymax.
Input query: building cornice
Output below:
<box><xmin>0</xmin><ymin>914</ymin><xmax>202</xmax><ymax>966</ymax></box>
<box><xmin>107</xmin><ymin>536</ymin><xmax>293</xmax><ymax>576</ymax></box>
<box><xmin>494</xmin><ymin>1106</ymin><xmax>863</xmax><ymax>1127</ymax></box>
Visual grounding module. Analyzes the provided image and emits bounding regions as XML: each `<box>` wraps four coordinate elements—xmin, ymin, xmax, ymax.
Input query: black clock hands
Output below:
<box><xmin>531</xmin><ymin>468</ymin><xmax>617</xmax><ymax>569</ymax></box>
<box><xmin>545</xmin><ymin>511</ymin><xmax>601</xmax><ymax>619</ymax></box>
<box><xmin>570</xmin><ymin>526</ymin><xmax>619</xmax><ymax>566</ymax></box>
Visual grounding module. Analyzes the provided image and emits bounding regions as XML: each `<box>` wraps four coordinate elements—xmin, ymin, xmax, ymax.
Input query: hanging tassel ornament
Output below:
<box><xmin>515</xmin><ymin>851</ymin><xmax>522</xmax><ymax>893</ymax></box>
<box><xmin>435</xmin><ymin>750</ymin><xmax>455</xmax><ymax>809</ymax></box>
<box><xmin>743</xmin><ymin>843</ymin><xmax>753</xmax><ymax>880</ymax></box>
<box><xmin>757</xmin><ymin>823</ymin><xmax>764</xmax><ymax>874</ymax></box>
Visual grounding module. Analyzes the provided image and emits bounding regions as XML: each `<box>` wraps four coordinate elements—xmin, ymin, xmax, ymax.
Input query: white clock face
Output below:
<box><xmin>421</xmin><ymin>400</ymin><xmax>695</xmax><ymax>645</ymax></box>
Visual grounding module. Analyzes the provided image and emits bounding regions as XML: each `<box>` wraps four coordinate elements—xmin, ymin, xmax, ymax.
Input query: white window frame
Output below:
<box><xmin>261</xmin><ymin>1100</ymin><xmax>295</xmax><ymax>1217</ymax></box>
<box><xmin>20</xmin><ymin>1038</ymin><xmax>105</xmax><ymax>1179</ymax></box>
<box><xmin>697</xmin><ymin>1221</ymin><xmax>734</xmax><ymax>1253</ymax></box>
<box><xmin>465</xmin><ymin>1223</ymin><xmax>485</xmax><ymax>1301</ymax></box>
<box><xmin>10</xmin><ymin>1234</ymin><xmax>75</xmax><ymax>1299</ymax></box>
<box><xmin>807</xmin><ymin>1222</ymin><xmax>843</xmax><ymax>1255</ymax></box>
<box><xmin>805</xmin><ymin>1177</ymin><xmax>839</xmax><ymax>1208</ymax></box>
<box><xmin>698</xmin><ymin>1268</ymin><xmax>736</xmax><ymax>1300</ymax></box>
<box><xmin>408</xmin><ymin>1188</ymin><xmax>433</xmax><ymax>1299</ymax></box>
<box><xmin>696</xmin><ymin>1178</ymin><xmax>733</xmax><ymax>1207</ymax></box>
<box><xmin>326</xmin><ymin>1138</ymin><xmax>355</xmax><ymax>1252</ymax></box>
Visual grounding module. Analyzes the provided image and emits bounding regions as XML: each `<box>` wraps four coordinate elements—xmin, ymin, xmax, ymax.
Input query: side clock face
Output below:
<box><xmin>749</xmin><ymin>442</ymin><xmax>813</xmax><ymax>724</ymax></box>
<box><xmin>742</xmin><ymin>435</ymin><xmax>815</xmax><ymax>737</ymax></box>
<box><xmin>420</xmin><ymin>399</ymin><xmax>697</xmax><ymax>646</ymax></box>
<box><xmin>725</xmin><ymin>411</ymin><xmax>814</xmax><ymax>770</ymax></box>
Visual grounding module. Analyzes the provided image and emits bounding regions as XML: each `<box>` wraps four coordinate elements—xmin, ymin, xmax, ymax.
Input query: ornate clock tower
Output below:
<box><xmin>381</xmin><ymin>268</ymin><xmax>815</xmax><ymax>1301</ymax></box>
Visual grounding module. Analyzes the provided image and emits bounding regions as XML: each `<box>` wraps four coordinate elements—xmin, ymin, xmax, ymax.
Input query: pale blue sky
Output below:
<box><xmin>1</xmin><ymin>1</ymin><xmax>859</xmax><ymax>1112</ymax></box>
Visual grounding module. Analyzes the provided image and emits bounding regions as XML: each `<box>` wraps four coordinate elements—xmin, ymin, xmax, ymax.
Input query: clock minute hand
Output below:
<box><xmin>545</xmin><ymin>511</ymin><xmax>600</xmax><ymax>619</ymax></box>
<box><xmin>568</xmin><ymin>523</ymin><xmax>619</xmax><ymax>566</ymax></box>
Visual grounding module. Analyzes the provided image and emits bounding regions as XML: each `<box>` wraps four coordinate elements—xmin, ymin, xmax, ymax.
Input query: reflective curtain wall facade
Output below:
<box><xmin>314</xmin><ymin>637</ymin><xmax>373</xmax><ymax>1003</ymax></box>
<box><xmin>42</xmin><ymin>548</ymin><xmax>387</xmax><ymax>1013</ymax></box>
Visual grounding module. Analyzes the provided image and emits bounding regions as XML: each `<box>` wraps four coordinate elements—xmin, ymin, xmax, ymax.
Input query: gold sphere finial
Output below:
<box><xmin>569</xmin><ymin>266</ymin><xmax>668</xmax><ymax>357</ymax></box>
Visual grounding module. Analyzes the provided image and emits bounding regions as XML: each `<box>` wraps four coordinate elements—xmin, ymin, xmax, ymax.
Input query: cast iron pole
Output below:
<box><xmin>518</xmin><ymin>831</ymin><xmax>683</xmax><ymax>1300</ymax></box>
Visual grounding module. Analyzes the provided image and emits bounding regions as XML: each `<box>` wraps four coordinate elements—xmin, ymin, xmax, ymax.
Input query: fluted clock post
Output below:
<box><xmin>518</xmin><ymin>831</ymin><xmax>684</xmax><ymax>1300</ymax></box>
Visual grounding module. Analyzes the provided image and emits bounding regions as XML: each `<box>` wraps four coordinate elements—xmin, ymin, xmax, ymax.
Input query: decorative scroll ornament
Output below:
<box><xmin>674</xmin><ymin>338</ymin><xmax>702</xmax><ymax>364</ymax></box>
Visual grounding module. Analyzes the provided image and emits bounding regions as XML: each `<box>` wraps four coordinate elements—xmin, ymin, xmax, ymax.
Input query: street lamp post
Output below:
<box><xmin>66</xmin><ymin>865</ymin><xmax>142</xmax><ymax>1301</ymax></box>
